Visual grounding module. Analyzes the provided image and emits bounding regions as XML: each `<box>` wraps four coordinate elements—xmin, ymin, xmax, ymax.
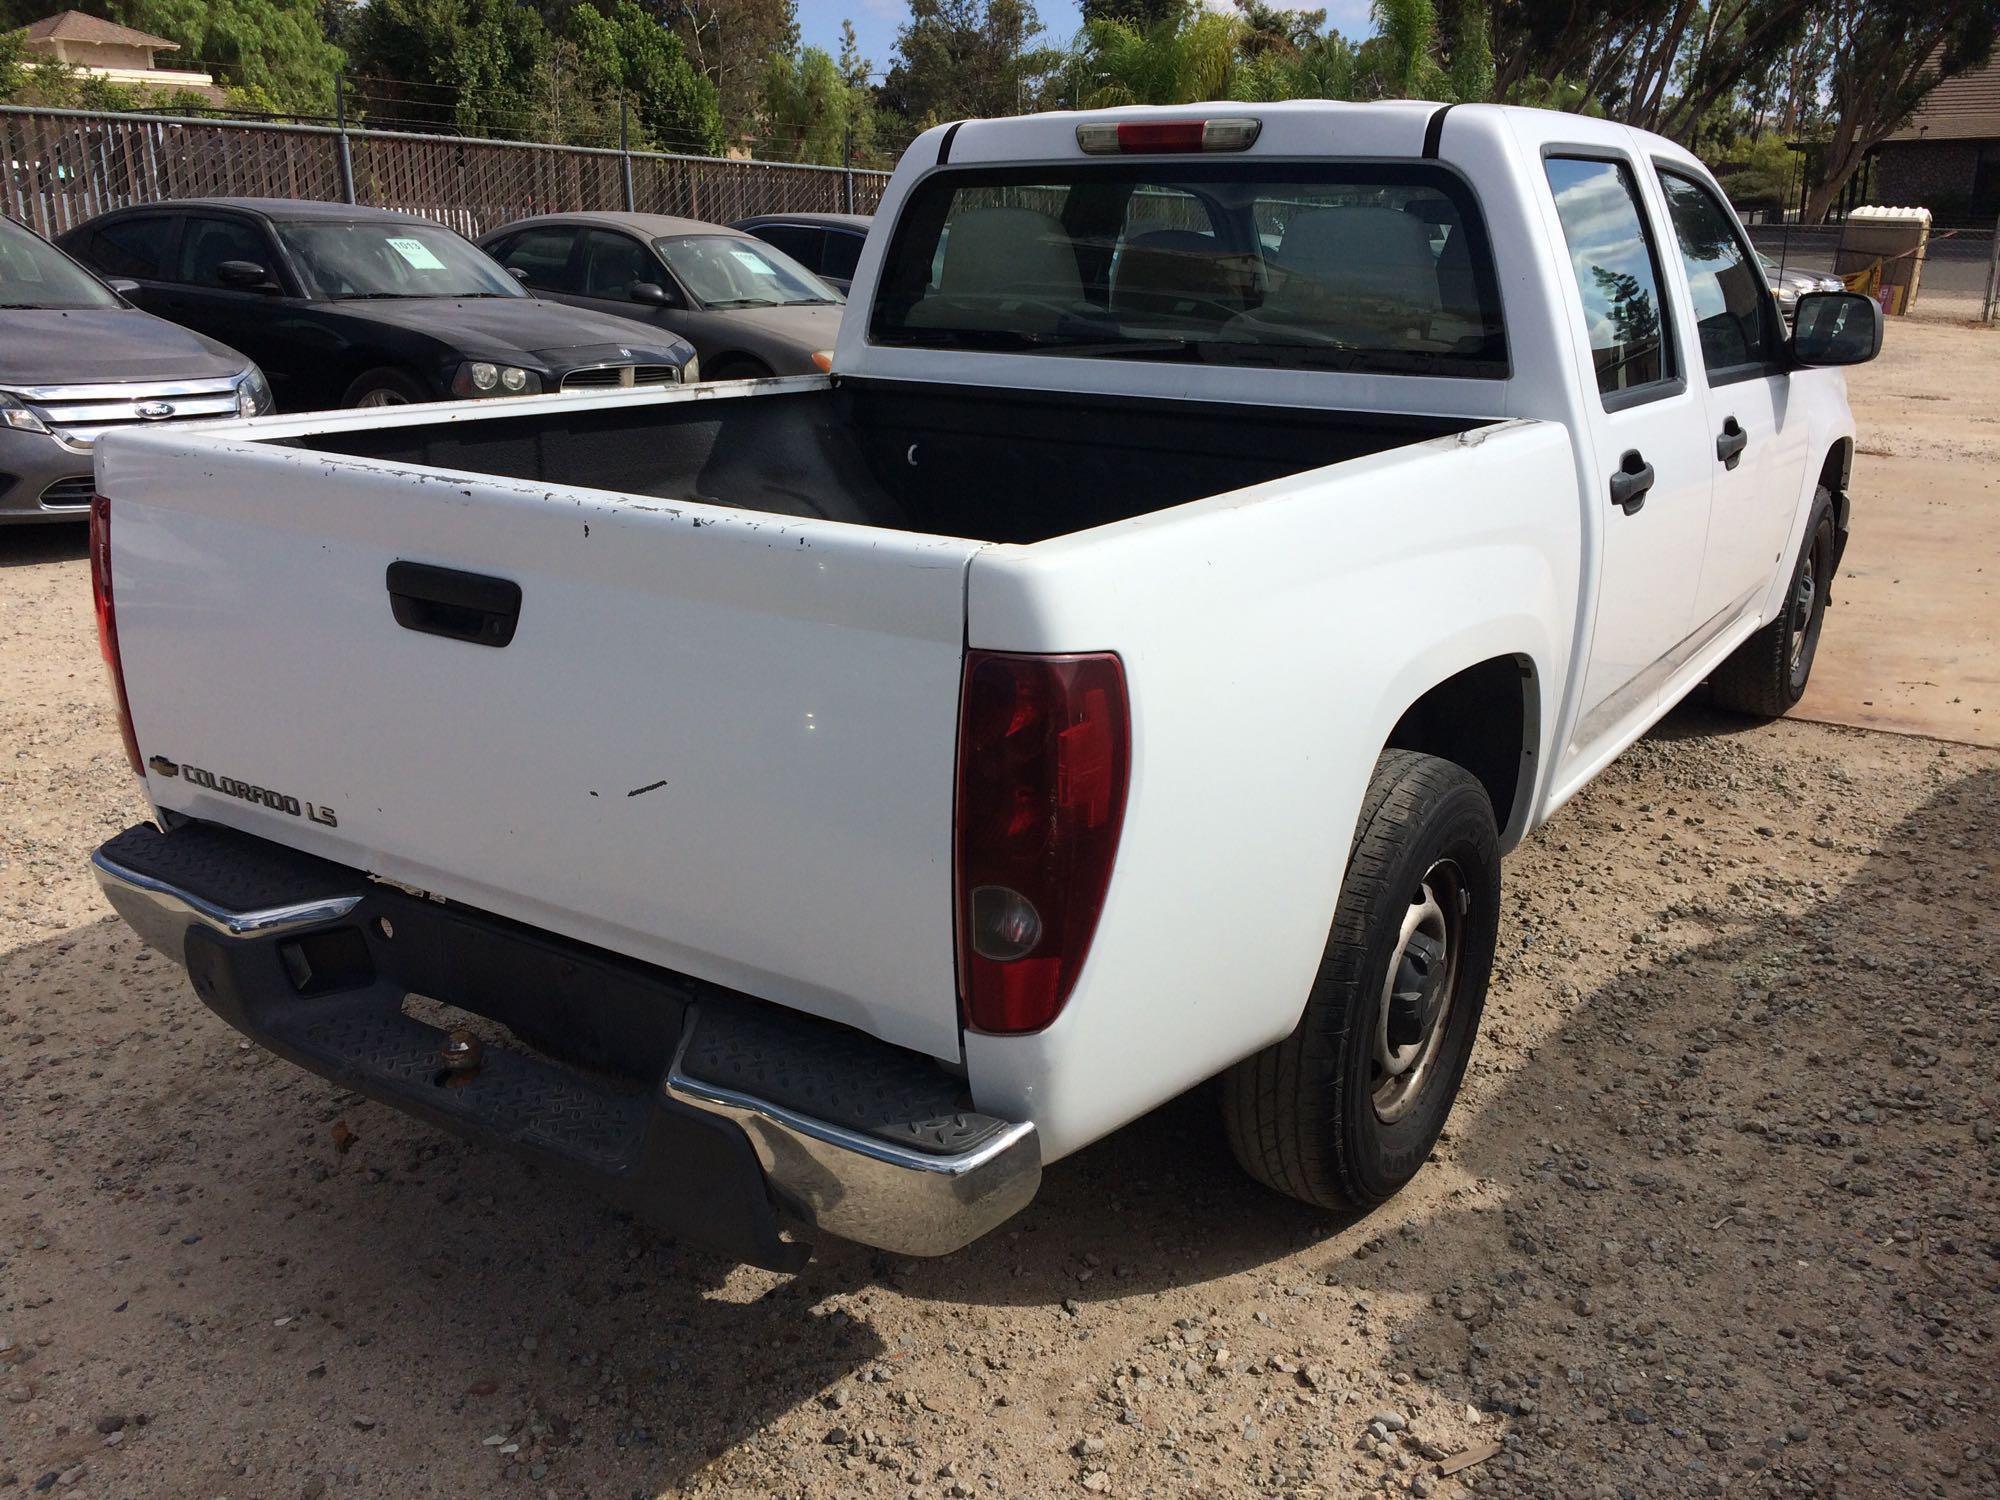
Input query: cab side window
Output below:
<box><xmin>1544</xmin><ymin>156</ymin><xmax>1676</xmax><ymax>405</ymax></box>
<box><xmin>90</xmin><ymin>215</ymin><xmax>176</xmax><ymax>278</ymax></box>
<box><xmin>1657</xmin><ymin>171</ymin><xmax>1775</xmax><ymax>378</ymax></box>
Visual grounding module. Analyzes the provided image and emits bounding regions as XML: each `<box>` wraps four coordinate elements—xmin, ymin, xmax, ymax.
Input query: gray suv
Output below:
<box><xmin>2</xmin><ymin>215</ymin><xmax>268</xmax><ymax>524</ymax></box>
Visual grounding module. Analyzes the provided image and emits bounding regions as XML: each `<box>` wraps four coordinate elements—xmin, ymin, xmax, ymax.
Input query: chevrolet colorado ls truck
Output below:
<box><xmin>87</xmin><ymin>102</ymin><xmax>1880</xmax><ymax>1270</ymax></box>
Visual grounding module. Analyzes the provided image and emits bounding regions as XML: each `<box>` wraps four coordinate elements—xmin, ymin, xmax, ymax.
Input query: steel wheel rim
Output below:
<box><xmin>355</xmin><ymin>388</ymin><xmax>409</xmax><ymax>408</ymax></box>
<box><xmin>1372</xmin><ymin>859</ymin><xmax>1465</xmax><ymax>1124</ymax></box>
<box><xmin>1790</xmin><ymin>531</ymin><xmax>1824</xmax><ymax>683</ymax></box>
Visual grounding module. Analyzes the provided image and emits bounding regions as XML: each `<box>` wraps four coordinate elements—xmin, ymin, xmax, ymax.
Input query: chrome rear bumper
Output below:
<box><xmin>92</xmin><ymin>824</ymin><xmax>1038</xmax><ymax>1264</ymax></box>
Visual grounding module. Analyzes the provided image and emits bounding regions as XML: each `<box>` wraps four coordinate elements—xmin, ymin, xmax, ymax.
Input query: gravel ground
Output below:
<box><xmin>4</xmin><ymin>500</ymin><xmax>1998</xmax><ymax>1497</ymax></box>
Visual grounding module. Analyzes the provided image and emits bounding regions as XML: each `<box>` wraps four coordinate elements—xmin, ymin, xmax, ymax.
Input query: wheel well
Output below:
<box><xmin>1819</xmin><ymin>438</ymin><xmax>1852</xmax><ymax>495</ymax></box>
<box><xmin>1383</xmin><ymin>655</ymin><xmax>1538</xmax><ymax>839</ymax></box>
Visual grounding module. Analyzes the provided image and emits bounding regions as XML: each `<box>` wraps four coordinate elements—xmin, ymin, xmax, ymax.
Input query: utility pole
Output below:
<box><xmin>842</xmin><ymin>124</ymin><xmax>855</xmax><ymax>214</ymax></box>
<box><xmin>334</xmin><ymin>74</ymin><xmax>356</xmax><ymax>205</ymax></box>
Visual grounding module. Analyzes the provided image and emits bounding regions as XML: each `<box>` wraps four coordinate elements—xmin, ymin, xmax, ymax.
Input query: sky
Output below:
<box><xmin>795</xmin><ymin>0</ymin><xmax>1378</xmax><ymax>86</ymax></box>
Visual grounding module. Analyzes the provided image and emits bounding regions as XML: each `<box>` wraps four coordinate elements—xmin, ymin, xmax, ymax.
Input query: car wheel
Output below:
<box><xmin>1221</xmin><ymin>749</ymin><xmax>1500</xmax><ymax>1210</ymax></box>
<box><xmin>342</xmin><ymin>368</ymin><xmax>431</xmax><ymax>408</ymax></box>
<box><xmin>1709</xmin><ymin>485</ymin><xmax>1836</xmax><ymax>718</ymax></box>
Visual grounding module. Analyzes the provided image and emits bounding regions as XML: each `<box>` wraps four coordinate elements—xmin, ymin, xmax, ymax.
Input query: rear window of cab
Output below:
<box><xmin>869</xmin><ymin>161</ymin><xmax>1508</xmax><ymax>378</ymax></box>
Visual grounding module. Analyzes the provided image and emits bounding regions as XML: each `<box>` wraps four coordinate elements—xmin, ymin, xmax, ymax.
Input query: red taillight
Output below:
<box><xmin>1075</xmin><ymin>117</ymin><xmax>1262</xmax><ymax>155</ymax></box>
<box><xmin>954</xmin><ymin>651</ymin><xmax>1130</xmax><ymax>1034</ymax></box>
<box><xmin>90</xmin><ymin>495</ymin><xmax>143</xmax><ymax>777</ymax></box>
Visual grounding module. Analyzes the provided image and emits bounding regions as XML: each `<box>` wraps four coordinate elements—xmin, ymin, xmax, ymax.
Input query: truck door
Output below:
<box><xmin>1543</xmin><ymin>154</ymin><xmax>1717</xmax><ymax>749</ymax></box>
<box><xmin>1652</xmin><ymin>168</ymin><xmax>1815</xmax><ymax>631</ymax></box>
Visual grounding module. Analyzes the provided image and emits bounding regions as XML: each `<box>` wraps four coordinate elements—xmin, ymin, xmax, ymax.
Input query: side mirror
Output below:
<box><xmin>217</xmin><ymin>259</ymin><xmax>278</xmax><ymax>293</ymax></box>
<box><xmin>629</xmin><ymin>281</ymin><xmax>670</xmax><ymax>306</ymax></box>
<box><xmin>1789</xmin><ymin>291</ymin><xmax>1882</xmax><ymax>367</ymax></box>
<box><xmin>507</xmin><ymin>266</ymin><xmax>530</xmax><ymax>283</ymax></box>
<box><xmin>105</xmin><ymin>277</ymin><xmax>140</xmax><ymax>298</ymax></box>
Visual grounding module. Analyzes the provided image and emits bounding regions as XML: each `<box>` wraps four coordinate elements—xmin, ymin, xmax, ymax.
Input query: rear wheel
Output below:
<box><xmin>342</xmin><ymin>368</ymin><xmax>430</xmax><ymax>408</ymax></box>
<box><xmin>1709</xmin><ymin>485</ymin><xmax>1836</xmax><ymax>717</ymax></box>
<box><xmin>1221</xmin><ymin>750</ymin><xmax>1499</xmax><ymax>1210</ymax></box>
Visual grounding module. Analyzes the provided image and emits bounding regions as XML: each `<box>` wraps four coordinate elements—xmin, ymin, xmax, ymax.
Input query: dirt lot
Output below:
<box><xmin>1793</xmin><ymin>317</ymin><xmax>1998</xmax><ymax>747</ymax></box>
<box><xmin>4</xmin><ymin>326</ymin><xmax>1998</xmax><ymax>1500</ymax></box>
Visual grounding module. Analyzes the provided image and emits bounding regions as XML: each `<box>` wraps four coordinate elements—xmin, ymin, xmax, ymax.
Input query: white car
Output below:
<box><xmin>86</xmin><ymin>101</ymin><xmax>1880</xmax><ymax>1268</ymax></box>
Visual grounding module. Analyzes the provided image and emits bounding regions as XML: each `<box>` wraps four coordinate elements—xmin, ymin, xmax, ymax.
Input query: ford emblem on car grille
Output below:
<box><xmin>136</xmin><ymin>401</ymin><xmax>176</xmax><ymax>420</ymax></box>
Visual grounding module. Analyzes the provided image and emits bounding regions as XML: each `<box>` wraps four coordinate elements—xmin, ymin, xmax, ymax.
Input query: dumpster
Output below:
<box><xmin>1836</xmin><ymin>206</ymin><xmax>1931</xmax><ymax>314</ymax></box>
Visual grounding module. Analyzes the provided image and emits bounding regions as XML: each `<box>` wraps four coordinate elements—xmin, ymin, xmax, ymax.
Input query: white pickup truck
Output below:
<box><xmin>88</xmin><ymin>102</ymin><xmax>1880</xmax><ymax>1269</ymax></box>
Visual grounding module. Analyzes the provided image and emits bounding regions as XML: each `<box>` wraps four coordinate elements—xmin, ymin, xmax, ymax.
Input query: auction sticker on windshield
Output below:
<box><xmin>387</xmin><ymin>237</ymin><xmax>446</xmax><ymax>270</ymax></box>
<box><xmin>730</xmin><ymin>249</ymin><xmax>777</xmax><ymax>276</ymax></box>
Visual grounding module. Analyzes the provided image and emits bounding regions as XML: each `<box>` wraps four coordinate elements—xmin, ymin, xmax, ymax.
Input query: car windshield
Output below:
<box><xmin>654</xmin><ymin>235</ymin><xmax>840</xmax><ymax>308</ymax></box>
<box><xmin>278</xmin><ymin>220</ymin><xmax>524</xmax><ymax>300</ymax></box>
<box><xmin>0</xmin><ymin>218</ymin><xmax>119</xmax><ymax>309</ymax></box>
<box><xmin>870</xmin><ymin>162</ymin><xmax>1508</xmax><ymax>377</ymax></box>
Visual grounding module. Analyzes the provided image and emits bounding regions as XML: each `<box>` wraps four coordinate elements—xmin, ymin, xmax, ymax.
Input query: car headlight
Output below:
<box><xmin>234</xmin><ymin>366</ymin><xmax>273</xmax><ymax>417</ymax></box>
<box><xmin>0</xmin><ymin>390</ymin><xmax>51</xmax><ymax>435</ymax></box>
<box><xmin>680</xmin><ymin>354</ymin><xmax>698</xmax><ymax>383</ymax></box>
<box><xmin>451</xmin><ymin>362</ymin><xmax>539</xmax><ymax>398</ymax></box>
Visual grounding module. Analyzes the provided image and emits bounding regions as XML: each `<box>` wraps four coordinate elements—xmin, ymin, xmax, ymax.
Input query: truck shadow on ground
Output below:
<box><xmin>9</xmin><ymin>744</ymin><xmax>1991</xmax><ymax>1496</ymax></box>
<box><xmin>0</xmin><ymin>521</ymin><xmax>88</xmax><ymax>567</ymax></box>
<box><xmin>885</xmin><ymin>759</ymin><xmax>1990</xmax><ymax>1496</ymax></box>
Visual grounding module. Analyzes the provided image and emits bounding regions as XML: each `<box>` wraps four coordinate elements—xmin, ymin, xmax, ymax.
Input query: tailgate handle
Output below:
<box><xmin>386</xmin><ymin>561</ymin><xmax>521</xmax><ymax>647</ymax></box>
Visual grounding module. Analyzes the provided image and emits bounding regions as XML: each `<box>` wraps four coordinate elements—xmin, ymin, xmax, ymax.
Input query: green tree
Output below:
<box><xmin>567</xmin><ymin>0</ymin><xmax>722</xmax><ymax>153</ymax></box>
<box><xmin>879</xmin><ymin>0</ymin><xmax>1062</xmax><ymax>123</ymax></box>
<box><xmin>837</xmin><ymin>16</ymin><xmax>869</xmax><ymax>86</ymax></box>
<box><xmin>0</xmin><ymin>27</ymin><xmax>21</xmax><ymax>99</ymax></box>
<box><xmin>1079</xmin><ymin>0</ymin><xmax>1184</xmax><ymax>29</ymax></box>
<box><xmin>1076</xmin><ymin>6</ymin><xmax>1238</xmax><ymax>104</ymax></box>
<box><xmin>760</xmin><ymin>41</ymin><xmax>874</xmax><ymax>163</ymax></box>
<box><xmin>1365</xmin><ymin>0</ymin><xmax>1442</xmax><ymax>97</ymax></box>
<box><xmin>346</xmin><ymin>0</ymin><xmax>551</xmax><ymax>135</ymax></box>
<box><xmin>656</xmin><ymin>0</ymin><xmax>797</xmax><ymax>144</ymax></box>
<box><xmin>1801</xmin><ymin>0</ymin><xmax>1999</xmax><ymax>221</ymax></box>
<box><xmin>121</xmin><ymin>0</ymin><xmax>343</xmax><ymax>113</ymax></box>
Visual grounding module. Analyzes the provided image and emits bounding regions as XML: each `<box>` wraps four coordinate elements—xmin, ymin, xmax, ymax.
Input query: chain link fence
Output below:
<box><xmin>1</xmin><ymin>104</ymin><xmax>894</xmax><ymax>242</ymax></box>
<box><xmin>1748</xmin><ymin>223</ymin><xmax>1998</xmax><ymax>322</ymax></box>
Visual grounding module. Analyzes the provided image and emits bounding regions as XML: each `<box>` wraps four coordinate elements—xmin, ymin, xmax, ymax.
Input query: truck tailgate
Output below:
<box><xmin>98</xmin><ymin>425</ymin><xmax>982</xmax><ymax>1062</ymax></box>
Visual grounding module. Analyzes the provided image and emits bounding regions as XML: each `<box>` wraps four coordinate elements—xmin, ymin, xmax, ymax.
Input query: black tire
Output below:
<box><xmin>1221</xmin><ymin>750</ymin><xmax>1500</xmax><ymax>1210</ymax></box>
<box><xmin>341</xmin><ymin>367</ymin><xmax>431</xmax><ymax>408</ymax></box>
<box><xmin>1709</xmin><ymin>485</ymin><xmax>1836</xmax><ymax>718</ymax></box>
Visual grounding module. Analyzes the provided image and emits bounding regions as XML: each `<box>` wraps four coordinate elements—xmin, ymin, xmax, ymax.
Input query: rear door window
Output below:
<box><xmin>1544</xmin><ymin>156</ymin><xmax>1675</xmax><ymax>403</ymax></box>
<box><xmin>90</xmin><ymin>214</ymin><xmax>176</xmax><ymax>278</ymax></box>
<box><xmin>820</xmin><ymin>229</ymin><xmax>864</xmax><ymax>281</ymax></box>
<box><xmin>747</xmin><ymin>223</ymin><xmax>823</xmax><ymax>272</ymax></box>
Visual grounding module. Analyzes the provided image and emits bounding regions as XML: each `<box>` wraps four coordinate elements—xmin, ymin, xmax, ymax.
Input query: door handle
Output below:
<box><xmin>1716</xmin><ymin>417</ymin><xmax>1748</xmax><ymax>469</ymax></box>
<box><xmin>1608</xmin><ymin>450</ymin><xmax>1655</xmax><ymax>515</ymax></box>
<box><xmin>386</xmin><ymin>561</ymin><xmax>521</xmax><ymax>647</ymax></box>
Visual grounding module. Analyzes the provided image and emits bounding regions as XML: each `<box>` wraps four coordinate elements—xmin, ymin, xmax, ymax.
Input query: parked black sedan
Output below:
<box><xmin>731</xmin><ymin>212</ymin><xmax>871</xmax><ymax>294</ymax></box>
<box><xmin>59</xmin><ymin>199</ymin><xmax>696</xmax><ymax>410</ymax></box>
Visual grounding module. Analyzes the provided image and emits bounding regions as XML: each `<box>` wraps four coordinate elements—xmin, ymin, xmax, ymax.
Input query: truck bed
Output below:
<box><xmin>294</xmin><ymin>378</ymin><xmax>1481</xmax><ymax>544</ymax></box>
<box><xmin>96</xmin><ymin>376</ymin><xmax>1521</xmax><ymax>1071</ymax></box>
